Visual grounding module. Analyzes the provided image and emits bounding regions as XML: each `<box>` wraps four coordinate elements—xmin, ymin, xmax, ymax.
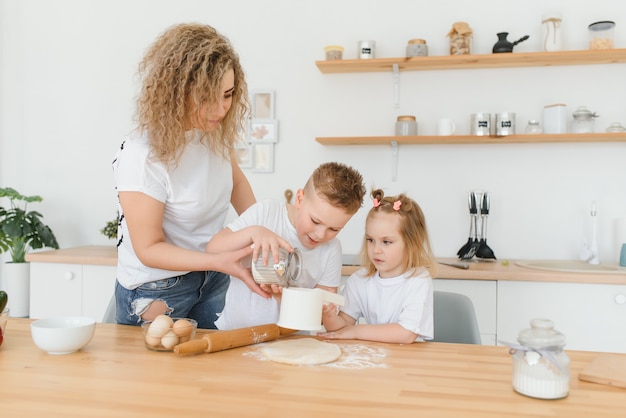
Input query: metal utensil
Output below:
<box><xmin>439</xmin><ymin>261</ymin><xmax>470</xmax><ymax>269</ymax></box>
<box><xmin>476</xmin><ymin>192</ymin><xmax>496</xmax><ymax>260</ymax></box>
<box><xmin>458</xmin><ymin>191</ymin><xmax>481</xmax><ymax>260</ymax></box>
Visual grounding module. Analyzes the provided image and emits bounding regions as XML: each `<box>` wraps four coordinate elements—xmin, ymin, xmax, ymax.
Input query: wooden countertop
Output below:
<box><xmin>25</xmin><ymin>245</ymin><xmax>117</xmax><ymax>266</ymax></box>
<box><xmin>2</xmin><ymin>318</ymin><xmax>624</xmax><ymax>417</ymax></box>
<box><xmin>25</xmin><ymin>246</ymin><xmax>626</xmax><ymax>285</ymax></box>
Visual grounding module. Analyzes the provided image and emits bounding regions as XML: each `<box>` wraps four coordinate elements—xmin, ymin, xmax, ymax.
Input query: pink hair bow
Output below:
<box><xmin>393</xmin><ymin>200</ymin><xmax>402</xmax><ymax>211</ymax></box>
<box><xmin>373</xmin><ymin>198</ymin><xmax>381</xmax><ymax>208</ymax></box>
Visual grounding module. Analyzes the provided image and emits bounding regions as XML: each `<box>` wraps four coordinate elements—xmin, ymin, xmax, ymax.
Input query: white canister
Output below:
<box><xmin>495</xmin><ymin>112</ymin><xmax>515</xmax><ymax>136</ymax></box>
<box><xmin>471</xmin><ymin>113</ymin><xmax>491</xmax><ymax>136</ymax></box>
<box><xmin>358</xmin><ymin>40</ymin><xmax>376</xmax><ymax>59</ymax></box>
<box><xmin>543</xmin><ymin>104</ymin><xmax>568</xmax><ymax>134</ymax></box>
<box><xmin>541</xmin><ymin>12</ymin><xmax>562</xmax><ymax>52</ymax></box>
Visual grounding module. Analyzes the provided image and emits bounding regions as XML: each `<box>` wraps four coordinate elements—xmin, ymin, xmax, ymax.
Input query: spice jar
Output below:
<box><xmin>526</xmin><ymin>120</ymin><xmax>542</xmax><ymax>134</ymax></box>
<box><xmin>406</xmin><ymin>39</ymin><xmax>428</xmax><ymax>57</ymax></box>
<box><xmin>324</xmin><ymin>45</ymin><xmax>344</xmax><ymax>61</ymax></box>
<box><xmin>571</xmin><ymin>106</ymin><xmax>598</xmax><ymax>133</ymax></box>
<box><xmin>541</xmin><ymin>12</ymin><xmax>562</xmax><ymax>51</ymax></box>
<box><xmin>447</xmin><ymin>22</ymin><xmax>472</xmax><ymax>55</ymax></box>
<box><xmin>395</xmin><ymin>115</ymin><xmax>417</xmax><ymax>136</ymax></box>
<box><xmin>249</xmin><ymin>248</ymin><xmax>302</xmax><ymax>287</ymax></box>
<box><xmin>508</xmin><ymin>318</ymin><xmax>570</xmax><ymax>399</ymax></box>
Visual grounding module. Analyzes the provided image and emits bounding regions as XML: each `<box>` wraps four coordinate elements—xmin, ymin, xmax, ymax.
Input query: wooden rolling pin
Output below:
<box><xmin>173</xmin><ymin>324</ymin><xmax>298</xmax><ymax>355</ymax></box>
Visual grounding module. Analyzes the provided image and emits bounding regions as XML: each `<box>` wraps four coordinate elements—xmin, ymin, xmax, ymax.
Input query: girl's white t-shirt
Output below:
<box><xmin>342</xmin><ymin>268</ymin><xmax>434</xmax><ymax>340</ymax></box>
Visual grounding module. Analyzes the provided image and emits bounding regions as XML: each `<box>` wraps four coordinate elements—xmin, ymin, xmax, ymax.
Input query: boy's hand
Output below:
<box><xmin>248</xmin><ymin>226</ymin><xmax>294</xmax><ymax>265</ymax></box>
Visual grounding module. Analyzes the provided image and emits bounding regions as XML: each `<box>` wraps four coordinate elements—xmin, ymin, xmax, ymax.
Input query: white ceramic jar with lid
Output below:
<box><xmin>571</xmin><ymin>106</ymin><xmax>598</xmax><ymax>133</ymax></box>
<box><xmin>509</xmin><ymin>318</ymin><xmax>570</xmax><ymax>399</ymax></box>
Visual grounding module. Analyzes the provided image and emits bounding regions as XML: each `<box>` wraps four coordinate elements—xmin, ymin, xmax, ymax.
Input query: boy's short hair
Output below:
<box><xmin>304</xmin><ymin>162</ymin><xmax>365</xmax><ymax>214</ymax></box>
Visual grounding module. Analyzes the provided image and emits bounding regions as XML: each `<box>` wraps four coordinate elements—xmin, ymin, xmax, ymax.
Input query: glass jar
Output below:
<box><xmin>510</xmin><ymin>318</ymin><xmax>570</xmax><ymax>399</ymax></box>
<box><xmin>588</xmin><ymin>21</ymin><xmax>615</xmax><ymax>50</ymax></box>
<box><xmin>526</xmin><ymin>120</ymin><xmax>542</xmax><ymax>134</ymax></box>
<box><xmin>571</xmin><ymin>106</ymin><xmax>598</xmax><ymax>133</ymax></box>
<box><xmin>541</xmin><ymin>12</ymin><xmax>562</xmax><ymax>52</ymax></box>
<box><xmin>406</xmin><ymin>39</ymin><xmax>428</xmax><ymax>57</ymax></box>
<box><xmin>249</xmin><ymin>248</ymin><xmax>302</xmax><ymax>287</ymax></box>
<box><xmin>447</xmin><ymin>22</ymin><xmax>472</xmax><ymax>55</ymax></box>
<box><xmin>395</xmin><ymin>115</ymin><xmax>417</xmax><ymax>136</ymax></box>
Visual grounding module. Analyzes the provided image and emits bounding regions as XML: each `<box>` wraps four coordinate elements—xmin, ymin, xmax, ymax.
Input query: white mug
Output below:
<box><xmin>277</xmin><ymin>288</ymin><xmax>345</xmax><ymax>331</ymax></box>
<box><xmin>438</xmin><ymin>118</ymin><xmax>456</xmax><ymax>136</ymax></box>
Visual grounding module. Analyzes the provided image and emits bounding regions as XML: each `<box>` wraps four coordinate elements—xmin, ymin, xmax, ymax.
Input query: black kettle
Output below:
<box><xmin>492</xmin><ymin>32</ymin><xmax>530</xmax><ymax>53</ymax></box>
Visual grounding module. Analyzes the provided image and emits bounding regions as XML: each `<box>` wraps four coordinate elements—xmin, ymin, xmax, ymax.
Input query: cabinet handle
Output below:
<box><xmin>64</xmin><ymin>272</ymin><xmax>75</xmax><ymax>280</ymax></box>
<box><xmin>615</xmin><ymin>294</ymin><xmax>626</xmax><ymax>305</ymax></box>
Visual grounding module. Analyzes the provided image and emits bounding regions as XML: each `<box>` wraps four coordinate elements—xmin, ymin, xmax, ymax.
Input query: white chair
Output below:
<box><xmin>102</xmin><ymin>294</ymin><xmax>116</xmax><ymax>324</ymax></box>
<box><xmin>432</xmin><ymin>291</ymin><xmax>481</xmax><ymax>344</ymax></box>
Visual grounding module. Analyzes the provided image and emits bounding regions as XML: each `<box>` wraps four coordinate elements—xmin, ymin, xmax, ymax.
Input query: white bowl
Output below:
<box><xmin>31</xmin><ymin>316</ymin><xmax>96</xmax><ymax>354</ymax></box>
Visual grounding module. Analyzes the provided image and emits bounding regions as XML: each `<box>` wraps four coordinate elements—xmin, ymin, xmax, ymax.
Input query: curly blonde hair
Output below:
<box><xmin>360</xmin><ymin>189</ymin><xmax>437</xmax><ymax>278</ymax></box>
<box><xmin>135</xmin><ymin>23</ymin><xmax>249</xmax><ymax>164</ymax></box>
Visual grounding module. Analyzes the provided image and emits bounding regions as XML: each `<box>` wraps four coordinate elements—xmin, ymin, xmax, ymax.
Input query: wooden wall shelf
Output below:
<box><xmin>315</xmin><ymin>133</ymin><xmax>626</xmax><ymax>146</ymax></box>
<box><xmin>315</xmin><ymin>49</ymin><xmax>626</xmax><ymax>74</ymax></box>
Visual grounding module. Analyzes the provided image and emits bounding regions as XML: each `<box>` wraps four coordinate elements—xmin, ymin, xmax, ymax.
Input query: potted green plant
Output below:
<box><xmin>0</xmin><ymin>187</ymin><xmax>59</xmax><ymax>262</ymax></box>
<box><xmin>0</xmin><ymin>187</ymin><xmax>59</xmax><ymax>317</ymax></box>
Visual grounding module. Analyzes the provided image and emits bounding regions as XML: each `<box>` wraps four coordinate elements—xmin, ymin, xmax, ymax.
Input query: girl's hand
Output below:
<box><xmin>321</xmin><ymin>302</ymin><xmax>339</xmax><ymax>318</ymax></box>
<box><xmin>317</xmin><ymin>326</ymin><xmax>356</xmax><ymax>340</ymax></box>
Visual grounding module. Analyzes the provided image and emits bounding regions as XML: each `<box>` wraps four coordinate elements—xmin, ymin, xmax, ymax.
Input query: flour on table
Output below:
<box><xmin>261</xmin><ymin>338</ymin><xmax>341</xmax><ymax>365</ymax></box>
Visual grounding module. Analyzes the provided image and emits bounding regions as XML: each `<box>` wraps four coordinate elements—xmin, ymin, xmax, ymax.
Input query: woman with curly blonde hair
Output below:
<box><xmin>319</xmin><ymin>189</ymin><xmax>436</xmax><ymax>344</ymax></box>
<box><xmin>112</xmin><ymin>23</ymin><xmax>275</xmax><ymax>328</ymax></box>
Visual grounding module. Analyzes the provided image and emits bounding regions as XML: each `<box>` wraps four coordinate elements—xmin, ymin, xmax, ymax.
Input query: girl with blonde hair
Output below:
<box><xmin>319</xmin><ymin>189</ymin><xmax>436</xmax><ymax>343</ymax></box>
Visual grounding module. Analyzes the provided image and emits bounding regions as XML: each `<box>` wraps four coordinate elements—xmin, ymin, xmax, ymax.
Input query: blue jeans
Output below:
<box><xmin>114</xmin><ymin>270</ymin><xmax>229</xmax><ymax>329</ymax></box>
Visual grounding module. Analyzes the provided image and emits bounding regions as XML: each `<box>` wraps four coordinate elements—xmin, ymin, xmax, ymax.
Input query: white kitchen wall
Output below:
<box><xmin>1</xmin><ymin>0</ymin><xmax>625</xmax><ymax>287</ymax></box>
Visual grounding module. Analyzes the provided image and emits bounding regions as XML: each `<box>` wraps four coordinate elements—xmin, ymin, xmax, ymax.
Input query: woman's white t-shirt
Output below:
<box><xmin>112</xmin><ymin>130</ymin><xmax>233</xmax><ymax>289</ymax></box>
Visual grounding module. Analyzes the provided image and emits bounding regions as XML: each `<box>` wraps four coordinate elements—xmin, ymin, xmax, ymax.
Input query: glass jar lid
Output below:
<box><xmin>528</xmin><ymin>120</ymin><xmax>540</xmax><ymax>125</ymax></box>
<box><xmin>606</xmin><ymin>122</ymin><xmax>626</xmax><ymax>132</ymax></box>
<box><xmin>397</xmin><ymin>115</ymin><xmax>416</xmax><ymax>122</ymax></box>
<box><xmin>589</xmin><ymin>21</ymin><xmax>616</xmax><ymax>31</ymax></box>
<box><xmin>518</xmin><ymin>318</ymin><xmax>566</xmax><ymax>349</ymax></box>
<box><xmin>572</xmin><ymin>106</ymin><xmax>598</xmax><ymax>120</ymax></box>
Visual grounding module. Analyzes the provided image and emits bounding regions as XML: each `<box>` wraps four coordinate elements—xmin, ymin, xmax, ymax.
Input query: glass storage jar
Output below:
<box><xmin>571</xmin><ymin>106</ymin><xmax>598</xmax><ymax>133</ymax></box>
<box><xmin>248</xmin><ymin>248</ymin><xmax>302</xmax><ymax>287</ymax></box>
<box><xmin>525</xmin><ymin>120</ymin><xmax>542</xmax><ymax>134</ymax></box>
<box><xmin>395</xmin><ymin>115</ymin><xmax>417</xmax><ymax>136</ymax></box>
<box><xmin>406</xmin><ymin>39</ymin><xmax>428</xmax><ymax>57</ymax></box>
<box><xmin>588</xmin><ymin>21</ymin><xmax>615</xmax><ymax>50</ymax></box>
<box><xmin>509</xmin><ymin>318</ymin><xmax>570</xmax><ymax>399</ymax></box>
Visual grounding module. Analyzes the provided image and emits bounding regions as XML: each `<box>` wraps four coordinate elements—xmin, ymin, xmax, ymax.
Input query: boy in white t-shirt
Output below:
<box><xmin>206</xmin><ymin>162</ymin><xmax>365</xmax><ymax>330</ymax></box>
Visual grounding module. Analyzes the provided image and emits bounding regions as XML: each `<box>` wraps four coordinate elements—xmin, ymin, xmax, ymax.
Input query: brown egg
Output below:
<box><xmin>172</xmin><ymin>319</ymin><xmax>194</xmax><ymax>337</ymax></box>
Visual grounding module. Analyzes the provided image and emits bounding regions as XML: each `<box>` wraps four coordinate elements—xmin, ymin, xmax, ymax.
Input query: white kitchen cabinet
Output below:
<box><xmin>497</xmin><ymin>281</ymin><xmax>626</xmax><ymax>353</ymax></box>
<box><xmin>434</xmin><ymin>279</ymin><xmax>497</xmax><ymax>345</ymax></box>
<box><xmin>29</xmin><ymin>262</ymin><xmax>116</xmax><ymax>321</ymax></box>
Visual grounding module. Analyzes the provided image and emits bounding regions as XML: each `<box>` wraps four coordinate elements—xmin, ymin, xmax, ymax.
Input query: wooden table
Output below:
<box><xmin>1</xmin><ymin>319</ymin><xmax>624</xmax><ymax>417</ymax></box>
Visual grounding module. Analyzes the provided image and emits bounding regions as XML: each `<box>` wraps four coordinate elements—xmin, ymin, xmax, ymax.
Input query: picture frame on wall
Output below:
<box><xmin>252</xmin><ymin>143</ymin><xmax>274</xmax><ymax>173</ymax></box>
<box><xmin>249</xmin><ymin>119</ymin><xmax>278</xmax><ymax>143</ymax></box>
<box><xmin>233</xmin><ymin>141</ymin><xmax>253</xmax><ymax>168</ymax></box>
<box><xmin>251</xmin><ymin>90</ymin><xmax>275</xmax><ymax>119</ymax></box>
